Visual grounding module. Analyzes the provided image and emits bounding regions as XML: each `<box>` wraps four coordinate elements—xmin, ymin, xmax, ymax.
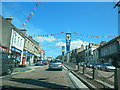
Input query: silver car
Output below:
<box><xmin>49</xmin><ymin>59</ymin><xmax>63</xmax><ymax>70</ymax></box>
<box><xmin>100</xmin><ymin>63</ymin><xmax>116</xmax><ymax>71</ymax></box>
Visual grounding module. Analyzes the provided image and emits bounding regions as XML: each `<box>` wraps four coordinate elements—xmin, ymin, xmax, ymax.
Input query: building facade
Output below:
<box><xmin>1</xmin><ymin>16</ymin><xmax>13</xmax><ymax>52</ymax></box>
<box><xmin>99</xmin><ymin>36</ymin><xmax>120</xmax><ymax>66</ymax></box>
<box><xmin>85</xmin><ymin>43</ymin><xmax>100</xmax><ymax>63</ymax></box>
<box><xmin>1</xmin><ymin>16</ymin><xmax>25</xmax><ymax>66</ymax></box>
<box><xmin>10</xmin><ymin>28</ymin><xmax>25</xmax><ymax>65</ymax></box>
<box><xmin>1</xmin><ymin>16</ymin><xmax>43</xmax><ymax>66</ymax></box>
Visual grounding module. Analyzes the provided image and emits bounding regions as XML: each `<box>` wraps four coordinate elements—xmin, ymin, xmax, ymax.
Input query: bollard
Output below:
<box><xmin>92</xmin><ymin>66</ymin><xmax>98</xmax><ymax>80</ymax></box>
<box><xmin>82</xmin><ymin>65</ymin><xmax>86</xmax><ymax>75</ymax></box>
<box><xmin>77</xmin><ymin>64</ymin><xmax>80</xmax><ymax>71</ymax></box>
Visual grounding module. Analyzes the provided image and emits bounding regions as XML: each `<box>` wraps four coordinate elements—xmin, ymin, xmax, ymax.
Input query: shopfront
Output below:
<box><xmin>0</xmin><ymin>45</ymin><xmax>9</xmax><ymax>52</ymax></box>
<box><xmin>23</xmin><ymin>50</ymin><xmax>33</xmax><ymax>65</ymax></box>
<box><xmin>11</xmin><ymin>47</ymin><xmax>22</xmax><ymax>67</ymax></box>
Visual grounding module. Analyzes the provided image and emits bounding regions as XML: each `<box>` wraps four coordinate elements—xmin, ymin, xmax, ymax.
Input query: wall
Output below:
<box><xmin>1</xmin><ymin>16</ymin><xmax>12</xmax><ymax>49</ymax></box>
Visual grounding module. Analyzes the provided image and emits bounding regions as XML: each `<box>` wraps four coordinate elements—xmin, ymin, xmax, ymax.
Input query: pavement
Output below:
<box><xmin>13</xmin><ymin>64</ymin><xmax>44</xmax><ymax>73</ymax></box>
<box><xmin>0</xmin><ymin>64</ymin><xmax>43</xmax><ymax>79</ymax></box>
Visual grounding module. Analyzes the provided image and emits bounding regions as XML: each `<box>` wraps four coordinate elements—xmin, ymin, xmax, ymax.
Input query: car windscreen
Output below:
<box><xmin>50</xmin><ymin>60</ymin><xmax>61</xmax><ymax>63</ymax></box>
<box><xmin>36</xmin><ymin>60</ymin><xmax>42</xmax><ymax>62</ymax></box>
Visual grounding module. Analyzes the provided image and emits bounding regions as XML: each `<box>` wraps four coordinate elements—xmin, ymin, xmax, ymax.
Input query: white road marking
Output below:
<box><xmin>63</xmin><ymin>65</ymin><xmax>67</xmax><ymax>70</ymax></box>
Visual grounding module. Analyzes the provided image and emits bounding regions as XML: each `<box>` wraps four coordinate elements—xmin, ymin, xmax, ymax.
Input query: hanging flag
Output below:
<box><xmin>22</xmin><ymin>1</ymin><xmax>40</xmax><ymax>26</ymax></box>
<box><xmin>31</xmin><ymin>12</ymin><xmax>34</xmax><ymax>15</ymax></box>
<box><xmin>73</xmin><ymin>32</ymin><xmax>76</xmax><ymax>34</ymax></box>
<box><xmin>36</xmin><ymin>3</ymin><xmax>38</xmax><ymax>7</ymax></box>
<box><xmin>25</xmin><ymin>20</ymin><xmax>28</xmax><ymax>22</ymax></box>
<box><xmin>28</xmin><ymin>16</ymin><xmax>30</xmax><ymax>19</ymax></box>
<box><xmin>38</xmin><ymin>0</ymin><xmax>40</xmax><ymax>4</ymax></box>
<box><xmin>34</xmin><ymin>7</ymin><xmax>36</xmax><ymax>10</ymax></box>
<box><xmin>30</xmin><ymin>14</ymin><xmax>32</xmax><ymax>17</ymax></box>
<box><xmin>24</xmin><ymin>23</ymin><xmax>26</xmax><ymax>25</ymax></box>
<box><xmin>27</xmin><ymin>18</ymin><xmax>29</xmax><ymax>21</ymax></box>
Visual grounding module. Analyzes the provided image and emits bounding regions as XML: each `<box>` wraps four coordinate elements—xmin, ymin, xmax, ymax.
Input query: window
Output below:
<box><xmin>20</xmin><ymin>39</ymin><xmax>22</xmax><ymax>47</ymax></box>
<box><xmin>18</xmin><ymin>37</ymin><xmax>20</xmax><ymax>46</ymax></box>
<box><xmin>14</xmin><ymin>34</ymin><xmax>17</xmax><ymax>43</ymax></box>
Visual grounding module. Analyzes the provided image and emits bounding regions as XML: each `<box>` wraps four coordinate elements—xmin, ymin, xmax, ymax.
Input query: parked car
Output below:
<box><xmin>100</xmin><ymin>63</ymin><xmax>116</xmax><ymax>71</ymax></box>
<box><xmin>35</xmin><ymin>60</ymin><xmax>44</xmax><ymax>66</ymax></box>
<box><xmin>49</xmin><ymin>59</ymin><xmax>63</xmax><ymax>70</ymax></box>
<box><xmin>96</xmin><ymin>64</ymin><xmax>102</xmax><ymax>69</ymax></box>
<box><xmin>43</xmin><ymin>60</ymin><xmax>48</xmax><ymax>65</ymax></box>
<box><xmin>79</xmin><ymin>62</ymin><xmax>87</xmax><ymax>66</ymax></box>
<box><xmin>0</xmin><ymin>52</ymin><xmax>15</xmax><ymax>75</ymax></box>
<box><xmin>86</xmin><ymin>63</ymin><xmax>94</xmax><ymax>68</ymax></box>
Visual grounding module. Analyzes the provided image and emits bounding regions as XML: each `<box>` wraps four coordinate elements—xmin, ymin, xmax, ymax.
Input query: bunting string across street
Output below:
<box><xmin>23</xmin><ymin>32</ymin><xmax>65</xmax><ymax>37</ymax></box>
<box><xmin>22</xmin><ymin>0</ymin><xmax>40</xmax><ymax>26</ymax></box>
<box><xmin>72</xmin><ymin>32</ymin><xmax>117</xmax><ymax>38</ymax></box>
<box><xmin>23</xmin><ymin>32</ymin><xmax>117</xmax><ymax>38</ymax></box>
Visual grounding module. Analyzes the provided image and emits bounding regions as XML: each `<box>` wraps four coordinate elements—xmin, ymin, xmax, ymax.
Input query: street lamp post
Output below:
<box><xmin>66</xmin><ymin>33</ymin><xmax>71</xmax><ymax>62</ymax></box>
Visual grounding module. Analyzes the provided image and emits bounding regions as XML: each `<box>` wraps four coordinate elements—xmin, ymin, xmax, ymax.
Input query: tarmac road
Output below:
<box><xmin>1</xmin><ymin>65</ymin><xmax>75</xmax><ymax>89</ymax></box>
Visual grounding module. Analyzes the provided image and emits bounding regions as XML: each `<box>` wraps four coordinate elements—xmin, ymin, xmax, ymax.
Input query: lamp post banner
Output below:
<box><xmin>66</xmin><ymin>33</ymin><xmax>71</xmax><ymax>52</ymax></box>
<box><xmin>62</xmin><ymin>46</ymin><xmax>65</xmax><ymax>56</ymax></box>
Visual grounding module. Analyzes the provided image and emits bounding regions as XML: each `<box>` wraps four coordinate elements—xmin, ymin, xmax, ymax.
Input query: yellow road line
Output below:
<box><xmin>25</xmin><ymin>69</ymin><xmax>35</xmax><ymax>73</ymax></box>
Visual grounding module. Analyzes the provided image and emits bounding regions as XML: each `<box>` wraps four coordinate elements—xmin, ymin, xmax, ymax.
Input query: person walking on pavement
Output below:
<box><xmin>16</xmin><ymin>55</ymin><xmax>21</xmax><ymax>67</ymax></box>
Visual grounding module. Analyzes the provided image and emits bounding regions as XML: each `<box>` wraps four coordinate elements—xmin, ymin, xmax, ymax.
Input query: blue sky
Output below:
<box><xmin>2</xmin><ymin>2</ymin><xmax>118</xmax><ymax>58</ymax></box>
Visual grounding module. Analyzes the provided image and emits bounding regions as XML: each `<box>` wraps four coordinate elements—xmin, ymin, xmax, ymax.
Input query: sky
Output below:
<box><xmin>1</xmin><ymin>1</ymin><xmax>119</xmax><ymax>58</ymax></box>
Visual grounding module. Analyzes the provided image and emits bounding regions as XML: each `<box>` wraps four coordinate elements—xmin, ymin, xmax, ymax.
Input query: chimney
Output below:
<box><xmin>28</xmin><ymin>36</ymin><xmax>32</xmax><ymax>39</ymax></box>
<box><xmin>81</xmin><ymin>44</ymin><xmax>84</xmax><ymax>49</ymax></box>
<box><xmin>5</xmin><ymin>16</ymin><xmax>13</xmax><ymax>23</ymax></box>
<box><xmin>19</xmin><ymin>28</ymin><xmax>27</xmax><ymax>35</ymax></box>
<box><xmin>100</xmin><ymin>41</ymin><xmax>106</xmax><ymax>46</ymax></box>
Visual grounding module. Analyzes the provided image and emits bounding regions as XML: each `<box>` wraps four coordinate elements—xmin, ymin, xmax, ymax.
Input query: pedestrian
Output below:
<box><xmin>8</xmin><ymin>53</ymin><xmax>11</xmax><ymax>58</ymax></box>
<box><xmin>16</xmin><ymin>55</ymin><xmax>21</xmax><ymax>67</ymax></box>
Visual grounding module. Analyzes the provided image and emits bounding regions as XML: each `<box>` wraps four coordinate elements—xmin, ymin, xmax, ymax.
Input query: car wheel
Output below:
<box><xmin>7</xmin><ymin>68</ymin><xmax>13</xmax><ymax>75</ymax></box>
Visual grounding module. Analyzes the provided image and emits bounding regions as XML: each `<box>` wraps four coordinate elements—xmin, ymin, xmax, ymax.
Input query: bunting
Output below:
<box><xmin>20</xmin><ymin>31</ymin><xmax>117</xmax><ymax>38</ymax></box>
<box><xmin>72</xmin><ymin>32</ymin><xmax>117</xmax><ymax>38</ymax></box>
<box><xmin>22</xmin><ymin>0</ymin><xmax>40</xmax><ymax>26</ymax></box>
<box><xmin>21</xmin><ymin>32</ymin><xmax>65</xmax><ymax>37</ymax></box>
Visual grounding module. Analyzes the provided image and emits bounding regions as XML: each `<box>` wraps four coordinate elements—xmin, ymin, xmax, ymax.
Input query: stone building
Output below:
<box><xmin>85</xmin><ymin>43</ymin><xmax>100</xmax><ymax>63</ymax></box>
<box><xmin>99</xmin><ymin>36</ymin><xmax>120</xmax><ymax>66</ymax></box>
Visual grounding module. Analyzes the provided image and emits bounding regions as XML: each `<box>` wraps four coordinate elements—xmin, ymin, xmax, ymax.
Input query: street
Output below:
<box><xmin>1</xmin><ymin>1</ymin><xmax>120</xmax><ymax>90</ymax></box>
<box><xmin>1</xmin><ymin>65</ymin><xmax>88</xmax><ymax>89</ymax></box>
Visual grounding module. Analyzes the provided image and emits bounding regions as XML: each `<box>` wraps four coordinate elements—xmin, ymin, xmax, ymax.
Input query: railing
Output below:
<box><xmin>64</xmin><ymin>62</ymin><xmax>115</xmax><ymax>89</ymax></box>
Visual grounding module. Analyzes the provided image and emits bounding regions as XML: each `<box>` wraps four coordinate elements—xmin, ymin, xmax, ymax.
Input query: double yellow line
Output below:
<box><xmin>25</xmin><ymin>69</ymin><xmax>35</xmax><ymax>73</ymax></box>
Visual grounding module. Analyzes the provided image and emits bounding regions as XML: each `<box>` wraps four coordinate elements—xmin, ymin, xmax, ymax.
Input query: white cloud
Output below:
<box><xmin>35</xmin><ymin>35</ymin><xmax>65</xmax><ymax>42</ymax></box>
<box><xmin>55</xmin><ymin>39</ymin><xmax>89</xmax><ymax>50</ymax></box>
<box><xmin>70</xmin><ymin>39</ymin><xmax>88</xmax><ymax>50</ymax></box>
<box><xmin>56</xmin><ymin>42</ymin><xmax>65</xmax><ymax>47</ymax></box>
<box><xmin>36</xmin><ymin>36</ymin><xmax>56</xmax><ymax>42</ymax></box>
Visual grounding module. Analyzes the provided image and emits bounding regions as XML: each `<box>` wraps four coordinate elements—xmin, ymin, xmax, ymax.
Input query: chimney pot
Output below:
<box><xmin>19</xmin><ymin>28</ymin><xmax>27</xmax><ymax>35</ymax></box>
<box><xmin>5</xmin><ymin>16</ymin><xmax>13</xmax><ymax>23</ymax></box>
